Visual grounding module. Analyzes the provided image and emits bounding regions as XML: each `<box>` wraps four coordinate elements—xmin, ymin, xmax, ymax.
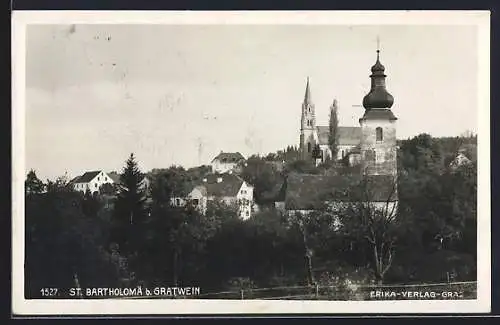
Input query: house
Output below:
<box><xmin>449</xmin><ymin>151</ymin><xmax>473</xmax><ymax>170</ymax></box>
<box><xmin>211</xmin><ymin>151</ymin><xmax>246</xmax><ymax>174</ymax></box>
<box><xmin>70</xmin><ymin>170</ymin><xmax>115</xmax><ymax>194</ymax></box>
<box><xmin>171</xmin><ymin>173</ymin><xmax>254</xmax><ymax>220</ymax></box>
<box><xmin>276</xmin><ymin>172</ymin><xmax>398</xmax><ymax>217</ymax></box>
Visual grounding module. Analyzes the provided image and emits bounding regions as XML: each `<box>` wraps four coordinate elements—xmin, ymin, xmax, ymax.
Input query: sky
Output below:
<box><xmin>25</xmin><ymin>24</ymin><xmax>479</xmax><ymax>181</ymax></box>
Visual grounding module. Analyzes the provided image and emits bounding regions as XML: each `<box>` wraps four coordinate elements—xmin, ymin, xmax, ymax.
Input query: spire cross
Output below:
<box><xmin>376</xmin><ymin>36</ymin><xmax>381</xmax><ymax>60</ymax></box>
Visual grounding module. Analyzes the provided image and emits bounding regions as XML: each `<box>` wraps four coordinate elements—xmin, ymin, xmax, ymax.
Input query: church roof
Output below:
<box><xmin>317</xmin><ymin>126</ymin><xmax>361</xmax><ymax>146</ymax></box>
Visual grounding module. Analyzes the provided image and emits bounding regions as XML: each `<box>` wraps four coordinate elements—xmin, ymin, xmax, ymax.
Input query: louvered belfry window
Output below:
<box><xmin>376</xmin><ymin>127</ymin><xmax>383</xmax><ymax>142</ymax></box>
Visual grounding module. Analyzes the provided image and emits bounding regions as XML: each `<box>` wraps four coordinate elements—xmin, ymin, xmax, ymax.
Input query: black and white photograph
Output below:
<box><xmin>12</xmin><ymin>11</ymin><xmax>490</xmax><ymax>315</ymax></box>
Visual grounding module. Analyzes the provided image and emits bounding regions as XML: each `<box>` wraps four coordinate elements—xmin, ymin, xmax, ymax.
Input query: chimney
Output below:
<box><xmin>217</xmin><ymin>177</ymin><xmax>223</xmax><ymax>183</ymax></box>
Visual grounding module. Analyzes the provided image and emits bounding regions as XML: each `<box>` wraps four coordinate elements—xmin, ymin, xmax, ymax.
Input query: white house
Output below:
<box><xmin>211</xmin><ymin>152</ymin><xmax>246</xmax><ymax>174</ymax></box>
<box><xmin>171</xmin><ymin>173</ymin><xmax>254</xmax><ymax>220</ymax></box>
<box><xmin>449</xmin><ymin>151</ymin><xmax>472</xmax><ymax>170</ymax></box>
<box><xmin>71</xmin><ymin>170</ymin><xmax>115</xmax><ymax>194</ymax></box>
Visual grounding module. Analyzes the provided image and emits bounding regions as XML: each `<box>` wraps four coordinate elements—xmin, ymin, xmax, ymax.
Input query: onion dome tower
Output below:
<box><xmin>362</xmin><ymin>49</ymin><xmax>395</xmax><ymax>110</ymax></box>
<box><xmin>359</xmin><ymin>47</ymin><xmax>398</xmax><ymax>180</ymax></box>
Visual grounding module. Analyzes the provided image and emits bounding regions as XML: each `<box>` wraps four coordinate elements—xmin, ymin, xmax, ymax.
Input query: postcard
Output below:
<box><xmin>11</xmin><ymin>10</ymin><xmax>490</xmax><ymax>316</ymax></box>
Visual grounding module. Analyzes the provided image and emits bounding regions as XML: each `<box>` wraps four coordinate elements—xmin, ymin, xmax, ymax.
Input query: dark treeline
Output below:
<box><xmin>24</xmin><ymin>134</ymin><xmax>476</xmax><ymax>297</ymax></box>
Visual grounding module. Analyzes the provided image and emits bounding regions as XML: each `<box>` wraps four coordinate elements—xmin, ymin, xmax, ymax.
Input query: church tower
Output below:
<box><xmin>359</xmin><ymin>49</ymin><xmax>398</xmax><ymax>178</ymax></box>
<box><xmin>299</xmin><ymin>77</ymin><xmax>318</xmax><ymax>160</ymax></box>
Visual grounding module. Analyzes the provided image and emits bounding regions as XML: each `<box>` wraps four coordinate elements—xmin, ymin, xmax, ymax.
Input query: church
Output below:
<box><xmin>299</xmin><ymin>80</ymin><xmax>363</xmax><ymax>165</ymax></box>
<box><xmin>279</xmin><ymin>48</ymin><xmax>399</xmax><ymax>215</ymax></box>
<box><xmin>299</xmin><ymin>48</ymin><xmax>397</xmax><ymax>178</ymax></box>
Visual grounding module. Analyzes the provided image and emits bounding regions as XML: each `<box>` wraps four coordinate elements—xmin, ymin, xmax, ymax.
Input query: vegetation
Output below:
<box><xmin>328</xmin><ymin>100</ymin><xmax>339</xmax><ymax>159</ymax></box>
<box><xmin>24</xmin><ymin>133</ymin><xmax>477</xmax><ymax>297</ymax></box>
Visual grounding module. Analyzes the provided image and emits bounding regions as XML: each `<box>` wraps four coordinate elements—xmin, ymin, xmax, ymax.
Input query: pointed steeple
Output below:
<box><xmin>304</xmin><ymin>77</ymin><xmax>312</xmax><ymax>104</ymax></box>
<box><xmin>331</xmin><ymin>98</ymin><xmax>338</xmax><ymax>109</ymax></box>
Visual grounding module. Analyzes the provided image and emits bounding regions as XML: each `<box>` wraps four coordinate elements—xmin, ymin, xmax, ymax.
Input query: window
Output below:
<box><xmin>98</xmin><ymin>176</ymin><xmax>100</xmax><ymax>181</ymax></box>
<box><xmin>307</xmin><ymin>143</ymin><xmax>311</xmax><ymax>153</ymax></box>
<box><xmin>175</xmin><ymin>198</ymin><xmax>180</xmax><ymax>206</ymax></box>
<box><xmin>376</xmin><ymin>127</ymin><xmax>383</xmax><ymax>142</ymax></box>
<box><xmin>192</xmin><ymin>199</ymin><xmax>199</xmax><ymax>206</ymax></box>
<box><xmin>375</xmin><ymin>150</ymin><xmax>385</xmax><ymax>163</ymax></box>
<box><xmin>95</xmin><ymin>183</ymin><xmax>98</xmax><ymax>188</ymax></box>
<box><xmin>246</xmin><ymin>211</ymin><xmax>250</xmax><ymax>217</ymax></box>
<box><xmin>342</xmin><ymin>149</ymin><xmax>345</xmax><ymax>158</ymax></box>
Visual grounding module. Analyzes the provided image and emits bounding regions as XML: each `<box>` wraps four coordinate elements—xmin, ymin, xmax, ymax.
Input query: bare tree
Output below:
<box><xmin>338</xmin><ymin>178</ymin><xmax>400</xmax><ymax>284</ymax></box>
<box><xmin>286</xmin><ymin>200</ymin><xmax>337</xmax><ymax>286</ymax></box>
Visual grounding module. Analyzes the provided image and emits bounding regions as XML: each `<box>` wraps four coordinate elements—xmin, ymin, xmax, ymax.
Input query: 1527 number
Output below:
<box><xmin>40</xmin><ymin>288</ymin><xmax>58</xmax><ymax>297</ymax></box>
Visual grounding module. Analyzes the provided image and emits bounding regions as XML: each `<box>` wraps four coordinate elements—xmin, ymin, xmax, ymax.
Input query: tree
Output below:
<box><xmin>283</xmin><ymin>202</ymin><xmax>340</xmax><ymax>286</ymax></box>
<box><xmin>398</xmin><ymin>133</ymin><xmax>444</xmax><ymax>173</ymax></box>
<box><xmin>25</xmin><ymin>176</ymin><xmax>128</xmax><ymax>297</ymax></box>
<box><xmin>99</xmin><ymin>183</ymin><xmax>118</xmax><ymax>196</ymax></box>
<box><xmin>111</xmin><ymin>153</ymin><xmax>147</xmax><ymax>256</ymax></box>
<box><xmin>312</xmin><ymin>144</ymin><xmax>322</xmax><ymax>162</ymax></box>
<box><xmin>285</xmin><ymin>159</ymin><xmax>319</xmax><ymax>175</ymax></box>
<box><xmin>328</xmin><ymin>99</ymin><xmax>339</xmax><ymax>161</ymax></box>
<box><xmin>337</xmin><ymin>179</ymin><xmax>402</xmax><ymax>284</ymax></box>
<box><xmin>240</xmin><ymin>156</ymin><xmax>282</xmax><ymax>204</ymax></box>
<box><xmin>25</xmin><ymin>170</ymin><xmax>45</xmax><ymax>195</ymax></box>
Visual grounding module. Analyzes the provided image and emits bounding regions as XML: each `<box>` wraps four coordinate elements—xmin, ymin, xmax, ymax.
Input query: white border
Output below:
<box><xmin>12</xmin><ymin>10</ymin><xmax>491</xmax><ymax>316</ymax></box>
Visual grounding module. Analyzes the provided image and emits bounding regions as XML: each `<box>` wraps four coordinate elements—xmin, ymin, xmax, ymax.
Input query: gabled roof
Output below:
<box><xmin>69</xmin><ymin>176</ymin><xmax>81</xmax><ymax>184</ymax></box>
<box><xmin>191</xmin><ymin>173</ymin><xmax>246</xmax><ymax>198</ymax></box>
<box><xmin>285</xmin><ymin>173</ymin><xmax>361</xmax><ymax>210</ymax></box>
<box><xmin>212</xmin><ymin>152</ymin><xmax>245</xmax><ymax>163</ymax></box>
<box><xmin>284</xmin><ymin>173</ymin><xmax>397</xmax><ymax>210</ymax></box>
<box><xmin>363</xmin><ymin>175</ymin><xmax>398</xmax><ymax>202</ymax></box>
<box><xmin>74</xmin><ymin>171</ymin><xmax>101</xmax><ymax>183</ymax></box>
<box><xmin>317</xmin><ymin>126</ymin><xmax>361</xmax><ymax>146</ymax></box>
